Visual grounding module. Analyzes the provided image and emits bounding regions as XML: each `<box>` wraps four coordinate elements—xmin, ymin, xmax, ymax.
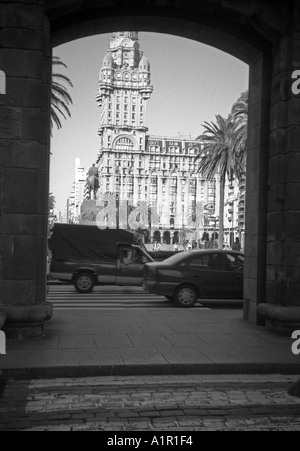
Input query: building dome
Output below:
<box><xmin>139</xmin><ymin>55</ymin><xmax>150</xmax><ymax>71</ymax></box>
<box><xmin>103</xmin><ymin>52</ymin><xmax>113</xmax><ymax>68</ymax></box>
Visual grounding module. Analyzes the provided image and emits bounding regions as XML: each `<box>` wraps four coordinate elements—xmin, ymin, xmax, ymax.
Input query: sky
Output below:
<box><xmin>50</xmin><ymin>32</ymin><xmax>249</xmax><ymax>213</ymax></box>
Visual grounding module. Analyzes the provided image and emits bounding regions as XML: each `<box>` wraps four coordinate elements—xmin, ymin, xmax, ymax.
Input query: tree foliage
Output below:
<box><xmin>51</xmin><ymin>56</ymin><xmax>74</xmax><ymax>134</ymax></box>
<box><xmin>195</xmin><ymin>93</ymin><xmax>248</xmax><ymax>248</ymax></box>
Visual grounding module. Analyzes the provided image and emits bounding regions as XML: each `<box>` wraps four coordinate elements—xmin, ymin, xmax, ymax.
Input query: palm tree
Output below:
<box><xmin>195</xmin><ymin>115</ymin><xmax>245</xmax><ymax>249</ymax></box>
<box><xmin>51</xmin><ymin>56</ymin><xmax>74</xmax><ymax>134</ymax></box>
<box><xmin>48</xmin><ymin>192</ymin><xmax>56</xmax><ymax>214</ymax></box>
<box><xmin>231</xmin><ymin>90</ymin><xmax>248</xmax><ymax>171</ymax></box>
<box><xmin>232</xmin><ymin>90</ymin><xmax>248</xmax><ymax>123</ymax></box>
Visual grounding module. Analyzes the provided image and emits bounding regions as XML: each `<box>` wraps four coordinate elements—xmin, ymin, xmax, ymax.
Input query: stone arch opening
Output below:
<box><xmin>153</xmin><ymin>230</ymin><xmax>161</xmax><ymax>244</ymax></box>
<box><xmin>49</xmin><ymin>15</ymin><xmax>270</xmax><ymax>324</ymax></box>
<box><xmin>163</xmin><ymin>231</ymin><xmax>171</xmax><ymax>245</ymax></box>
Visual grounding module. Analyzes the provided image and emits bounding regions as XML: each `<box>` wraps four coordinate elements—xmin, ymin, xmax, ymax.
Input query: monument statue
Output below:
<box><xmin>86</xmin><ymin>163</ymin><xmax>100</xmax><ymax>200</ymax></box>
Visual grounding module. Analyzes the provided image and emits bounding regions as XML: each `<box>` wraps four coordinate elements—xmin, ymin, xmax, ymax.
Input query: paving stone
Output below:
<box><xmin>1</xmin><ymin>374</ymin><xmax>300</xmax><ymax>430</ymax></box>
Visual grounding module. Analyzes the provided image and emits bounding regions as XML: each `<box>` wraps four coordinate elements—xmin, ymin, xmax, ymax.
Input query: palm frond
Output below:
<box><xmin>51</xmin><ymin>56</ymin><xmax>74</xmax><ymax>134</ymax></box>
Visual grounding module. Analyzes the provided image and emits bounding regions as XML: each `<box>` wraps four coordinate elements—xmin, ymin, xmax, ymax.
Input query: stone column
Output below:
<box><xmin>157</xmin><ymin>173</ymin><xmax>162</xmax><ymax>218</ymax></box>
<box><xmin>176</xmin><ymin>175</ymin><xmax>182</xmax><ymax>229</ymax></box>
<box><xmin>243</xmin><ymin>50</ymin><xmax>272</xmax><ymax>326</ymax></box>
<box><xmin>0</xmin><ymin>1</ymin><xmax>53</xmax><ymax>338</ymax></box>
<box><xmin>184</xmin><ymin>179</ymin><xmax>190</xmax><ymax>226</ymax></box>
<box><xmin>258</xmin><ymin>6</ymin><xmax>300</xmax><ymax>334</ymax></box>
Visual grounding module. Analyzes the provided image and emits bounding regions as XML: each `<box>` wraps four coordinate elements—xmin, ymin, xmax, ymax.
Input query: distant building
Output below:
<box><xmin>66</xmin><ymin>158</ymin><xmax>88</xmax><ymax>223</ymax></box>
<box><xmin>223</xmin><ymin>174</ymin><xmax>246</xmax><ymax>249</ymax></box>
<box><xmin>91</xmin><ymin>32</ymin><xmax>245</xmax><ymax>247</ymax></box>
<box><xmin>66</xmin><ymin>194</ymin><xmax>75</xmax><ymax>224</ymax></box>
<box><xmin>95</xmin><ymin>32</ymin><xmax>217</xmax><ymax>245</ymax></box>
<box><xmin>74</xmin><ymin>158</ymin><xmax>87</xmax><ymax>220</ymax></box>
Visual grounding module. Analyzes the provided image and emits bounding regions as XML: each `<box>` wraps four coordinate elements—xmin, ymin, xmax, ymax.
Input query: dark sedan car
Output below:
<box><xmin>143</xmin><ymin>250</ymin><xmax>244</xmax><ymax>308</ymax></box>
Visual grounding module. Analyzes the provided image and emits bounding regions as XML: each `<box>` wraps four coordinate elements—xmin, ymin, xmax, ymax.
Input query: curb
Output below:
<box><xmin>2</xmin><ymin>363</ymin><xmax>300</xmax><ymax>380</ymax></box>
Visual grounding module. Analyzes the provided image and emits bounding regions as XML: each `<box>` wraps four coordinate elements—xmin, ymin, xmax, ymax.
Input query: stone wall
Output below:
<box><xmin>257</xmin><ymin>2</ymin><xmax>300</xmax><ymax>334</ymax></box>
<box><xmin>0</xmin><ymin>1</ymin><xmax>53</xmax><ymax>338</ymax></box>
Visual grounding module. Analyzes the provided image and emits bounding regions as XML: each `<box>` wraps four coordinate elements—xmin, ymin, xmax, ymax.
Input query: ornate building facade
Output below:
<box><xmin>94</xmin><ymin>32</ymin><xmax>244</xmax><ymax>247</ymax></box>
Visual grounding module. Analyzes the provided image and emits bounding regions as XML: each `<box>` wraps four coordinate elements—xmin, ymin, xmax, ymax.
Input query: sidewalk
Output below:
<box><xmin>0</xmin><ymin>304</ymin><xmax>299</xmax><ymax>379</ymax></box>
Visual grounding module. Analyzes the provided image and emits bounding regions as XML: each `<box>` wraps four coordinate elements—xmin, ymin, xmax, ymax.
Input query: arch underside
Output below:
<box><xmin>45</xmin><ymin>0</ymin><xmax>285</xmax><ymax>63</ymax></box>
<box><xmin>44</xmin><ymin>0</ymin><xmax>280</xmax><ymax>324</ymax></box>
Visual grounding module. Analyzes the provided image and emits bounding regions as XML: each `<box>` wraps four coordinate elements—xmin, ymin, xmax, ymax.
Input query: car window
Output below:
<box><xmin>162</xmin><ymin>252</ymin><xmax>188</xmax><ymax>265</ymax></box>
<box><xmin>227</xmin><ymin>254</ymin><xmax>244</xmax><ymax>271</ymax></box>
<box><xmin>212</xmin><ymin>253</ymin><xmax>232</xmax><ymax>271</ymax></box>
<box><xmin>121</xmin><ymin>247</ymin><xmax>133</xmax><ymax>264</ymax></box>
<box><xmin>189</xmin><ymin>254</ymin><xmax>212</xmax><ymax>270</ymax></box>
<box><xmin>135</xmin><ymin>249</ymin><xmax>149</xmax><ymax>264</ymax></box>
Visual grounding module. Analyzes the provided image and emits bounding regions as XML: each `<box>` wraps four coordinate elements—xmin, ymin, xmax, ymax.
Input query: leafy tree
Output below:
<box><xmin>195</xmin><ymin>115</ymin><xmax>245</xmax><ymax>249</ymax></box>
<box><xmin>51</xmin><ymin>56</ymin><xmax>74</xmax><ymax>134</ymax></box>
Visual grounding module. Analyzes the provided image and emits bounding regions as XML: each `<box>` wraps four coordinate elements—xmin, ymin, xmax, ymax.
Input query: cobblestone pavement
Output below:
<box><xmin>1</xmin><ymin>375</ymin><xmax>300</xmax><ymax>431</ymax></box>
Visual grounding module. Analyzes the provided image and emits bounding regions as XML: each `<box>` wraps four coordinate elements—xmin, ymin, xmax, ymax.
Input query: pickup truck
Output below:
<box><xmin>48</xmin><ymin>224</ymin><xmax>154</xmax><ymax>293</ymax></box>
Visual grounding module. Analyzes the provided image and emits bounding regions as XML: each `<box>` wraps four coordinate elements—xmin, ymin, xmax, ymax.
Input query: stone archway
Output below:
<box><xmin>1</xmin><ymin>0</ymin><xmax>300</xmax><ymax>336</ymax></box>
<box><xmin>163</xmin><ymin>231</ymin><xmax>171</xmax><ymax>245</ymax></box>
<box><xmin>153</xmin><ymin>231</ymin><xmax>161</xmax><ymax>244</ymax></box>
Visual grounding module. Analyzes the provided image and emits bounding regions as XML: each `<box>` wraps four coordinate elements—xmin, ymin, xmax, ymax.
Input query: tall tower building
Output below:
<box><xmin>94</xmin><ymin>32</ymin><xmax>244</xmax><ymax>248</ymax></box>
<box><xmin>96</xmin><ymin>31</ymin><xmax>153</xmax><ymax>164</ymax></box>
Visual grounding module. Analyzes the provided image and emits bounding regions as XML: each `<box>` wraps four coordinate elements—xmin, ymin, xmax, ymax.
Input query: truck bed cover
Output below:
<box><xmin>49</xmin><ymin>224</ymin><xmax>135</xmax><ymax>262</ymax></box>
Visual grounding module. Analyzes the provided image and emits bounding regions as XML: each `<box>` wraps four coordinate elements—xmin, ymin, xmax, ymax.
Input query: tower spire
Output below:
<box><xmin>96</xmin><ymin>32</ymin><xmax>153</xmax><ymax>139</ymax></box>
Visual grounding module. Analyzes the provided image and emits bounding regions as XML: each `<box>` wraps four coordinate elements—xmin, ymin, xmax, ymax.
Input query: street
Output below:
<box><xmin>47</xmin><ymin>285</ymin><xmax>243</xmax><ymax>311</ymax></box>
<box><xmin>1</xmin><ymin>375</ymin><xmax>300</xmax><ymax>431</ymax></box>
<box><xmin>0</xmin><ymin>286</ymin><xmax>298</xmax><ymax>431</ymax></box>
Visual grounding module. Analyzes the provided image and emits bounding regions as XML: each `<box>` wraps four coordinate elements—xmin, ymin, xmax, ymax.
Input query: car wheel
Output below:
<box><xmin>74</xmin><ymin>273</ymin><xmax>95</xmax><ymax>293</ymax></box>
<box><xmin>174</xmin><ymin>285</ymin><xmax>198</xmax><ymax>308</ymax></box>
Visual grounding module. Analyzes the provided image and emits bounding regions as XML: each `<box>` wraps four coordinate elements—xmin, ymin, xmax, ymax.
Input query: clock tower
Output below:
<box><xmin>96</xmin><ymin>32</ymin><xmax>153</xmax><ymax>157</ymax></box>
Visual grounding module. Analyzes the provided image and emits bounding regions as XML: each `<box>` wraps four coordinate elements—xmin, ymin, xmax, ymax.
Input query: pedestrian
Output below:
<box><xmin>208</xmin><ymin>237</ymin><xmax>215</xmax><ymax>249</ymax></box>
<box><xmin>153</xmin><ymin>241</ymin><xmax>157</xmax><ymax>252</ymax></box>
<box><xmin>232</xmin><ymin>237</ymin><xmax>241</xmax><ymax>251</ymax></box>
<box><xmin>174</xmin><ymin>243</ymin><xmax>178</xmax><ymax>252</ymax></box>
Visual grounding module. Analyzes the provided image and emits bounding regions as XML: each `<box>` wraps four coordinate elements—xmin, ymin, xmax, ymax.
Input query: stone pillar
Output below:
<box><xmin>258</xmin><ymin>6</ymin><xmax>300</xmax><ymax>334</ymax></box>
<box><xmin>176</xmin><ymin>175</ymin><xmax>182</xmax><ymax>229</ymax></box>
<box><xmin>243</xmin><ymin>51</ymin><xmax>272</xmax><ymax>325</ymax></box>
<box><xmin>0</xmin><ymin>1</ymin><xmax>53</xmax><ymax>338</ymax></box>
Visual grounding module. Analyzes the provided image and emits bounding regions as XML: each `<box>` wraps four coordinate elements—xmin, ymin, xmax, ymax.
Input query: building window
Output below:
<box><xmin>115</xmin><ymin>137</ymin><xmax>135</xmax><ymax>151</ymax></box>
